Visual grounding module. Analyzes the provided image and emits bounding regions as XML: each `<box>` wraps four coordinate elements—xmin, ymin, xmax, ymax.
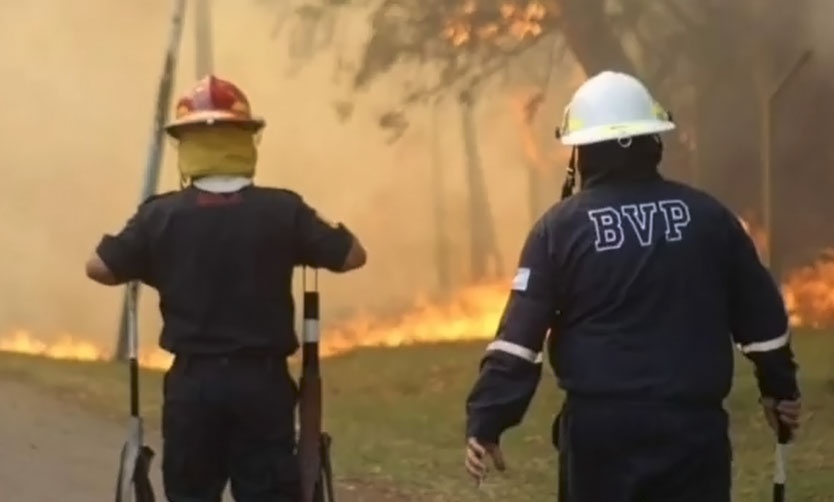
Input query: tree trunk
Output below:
<box><xmin>430</xmin><ymin>99</ymin><xmax>452</xmax><ymax>295</ymax></box>
<box><xmin>555</xmin><ymin>0</ymin><xmax>693</xmax><ymax>183</ymax></box>
<box><xmin>459</xmin><ymin>89</ymin><xmax>503</xmax><ymax>281</ymax></box>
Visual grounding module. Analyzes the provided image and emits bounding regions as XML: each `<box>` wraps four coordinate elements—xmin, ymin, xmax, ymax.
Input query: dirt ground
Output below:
<box><xmin>0</xmin><ymin>378</ymin><xmax>405</xmax><ymax>502</ymax></box>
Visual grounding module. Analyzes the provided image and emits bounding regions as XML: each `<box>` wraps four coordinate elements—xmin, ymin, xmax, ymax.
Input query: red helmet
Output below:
<box><xmin>164</xmin><ymin>75</ymin><xmax>265</xmax><ymax>137</ymax></box>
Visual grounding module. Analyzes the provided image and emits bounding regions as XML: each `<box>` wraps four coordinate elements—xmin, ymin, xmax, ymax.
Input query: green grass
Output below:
<box><xmin>1</xmin><ymin>330</ymin><xmax>833</xmax><ymax>501</ymax></box>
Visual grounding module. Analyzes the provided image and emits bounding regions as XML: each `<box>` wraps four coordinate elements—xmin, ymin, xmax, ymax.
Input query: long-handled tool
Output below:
<box><xmin>114</xmin><ymin>0</ymin><xmax>186</xmax><ymax>361</ymax></box>
<box><xmin>298</xmin><ymin>268</ymin><xmax>337</xmax><ymax>502</ymax></box>
<box><xmin>772</xmin><ymin>421</ymin><xmax>791</xmax><ymax>502</ymax></box>
<box><xmin>115</xmin><ymin>281</ymin><xmax>156</xmax><ymax>502</ymax></box>
<box><xmin>320</xmin><ymin>432</ymin><xmax>336</xmax><ymax>500</ymax></box>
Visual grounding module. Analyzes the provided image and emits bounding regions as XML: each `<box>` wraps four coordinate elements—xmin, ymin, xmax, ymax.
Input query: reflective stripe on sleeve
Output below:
<box><xmin>486</xmin><ymin>340</ymin><xmax>543</xmax><ymax>364</ymax></box>
<box><xmin>737</xmin><ymin>331</ymin><xmax>790</xmax><ymax>354</ymax></box>
<box><xmin>512</xmin><ymin>267</ymin><xmax>531</xmax><ymax>291</ymax></box>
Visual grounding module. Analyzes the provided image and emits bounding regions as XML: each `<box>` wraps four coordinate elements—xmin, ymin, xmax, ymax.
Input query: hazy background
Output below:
<box><xmin>0</xmin><ymin>0</ymin><xmax>575</xmax><ymax>347</ymax></box>
<box><xmin>2</xmin><ymin>0</ymin><xmax>833</xmax><ymax>351</ymax></box>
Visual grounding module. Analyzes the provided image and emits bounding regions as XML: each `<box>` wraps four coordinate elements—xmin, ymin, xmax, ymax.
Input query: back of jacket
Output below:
<box><xmin>466</xmin><ymin>148</ymin><xmax>792</xmax><ymax>442</ymax></box>
<box><xmin>138</xmin><ymin>186</ymin><xmax>315</xmax><ymax>356</ymax></box>
<box><xmin>548</xmin><ymin>178</ymin><xmax>741</xmax><ymax>404</ymax></box>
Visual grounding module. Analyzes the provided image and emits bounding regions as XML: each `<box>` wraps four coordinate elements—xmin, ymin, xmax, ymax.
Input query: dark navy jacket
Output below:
<box><xmin>96</xmin><ymin>182</ymin><xmax>352</xmax><ymax>356</ymax></box>
<box><xmin>466</xmin><ymin>164</ymin><xmax>799</xmax><ymax>443</ymax></box>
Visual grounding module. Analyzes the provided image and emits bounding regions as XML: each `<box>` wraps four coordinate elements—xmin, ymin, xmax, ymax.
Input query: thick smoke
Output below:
<box><xmin>806</xmin><ymin>0</ymin><xmax>834</xmax><ymax>75</ymax></box>
<box><xmin>0</xmin><ymin>0</ymin><xmax>560</xmax><ymax>347</ymax></box>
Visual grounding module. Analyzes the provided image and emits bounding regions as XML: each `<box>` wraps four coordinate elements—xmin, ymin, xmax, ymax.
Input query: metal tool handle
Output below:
<box><xmin>320</xmin><ymin>433</ymin><xmax>336</xmax><ymax>501</ymax></box>
<box><xmin>126</xmin><ymin>282</ymin><xmax>139</xmax><ymax>360</ymax></box>
<box><xmin>302</xmin><ymin>268</ymin><xmax>320</xmax><ymax>369</ymax></box>
<box><xmin>299</xmin><ymin>267</ymin><xmax>323</xmax><ymax>502</ymax></box>
<box><xmin>126</xmin><ymin>281</ymin><xmax>140</xmax><ymax>417</ymax></box>
<box><xmin>772</xmin><ymin>418</ymin><xmax>791</xmax><ymax>502</ymax></box>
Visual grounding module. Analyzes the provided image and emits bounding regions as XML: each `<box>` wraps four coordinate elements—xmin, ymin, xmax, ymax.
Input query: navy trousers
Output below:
<box><xmin>162</xmin><ymin>354</ymin><xmax>300</xmax><ymax>502</ymax></box>
<box><xmin>556</xmin><ymin>397</ymin><xmax>732</xmax><ymax>502</ymax></box>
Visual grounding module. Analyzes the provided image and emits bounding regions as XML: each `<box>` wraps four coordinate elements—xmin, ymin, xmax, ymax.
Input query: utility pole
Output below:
<box><xmin>194</xmin><ymin>0</ymin><xmax>214</xmax><ymax>76</ymax></box>
<box><xmin>761</xmin><ymin>49</ymin><xmax>812</xmax><ymax>283</ymax></box>
<box><xmin>113</xmin><ymin>0</ymin><xmax>187</xmax><ymax>360</ymax></box>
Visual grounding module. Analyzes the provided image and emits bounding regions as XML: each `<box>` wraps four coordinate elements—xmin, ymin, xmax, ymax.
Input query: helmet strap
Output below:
<box><xmin>560</xmin><ymin>147</ymin><xmax>577</xmax><ymax>200</ymax></box>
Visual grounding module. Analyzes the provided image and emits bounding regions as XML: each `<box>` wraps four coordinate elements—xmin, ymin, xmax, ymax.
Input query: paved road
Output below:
<box><xmin>0</xmin><ymin>378</ymin><xmax>227</xmax><ymax>501</ymax></box>
<box><xmin>0</xmin><ymin>379</ymin><xmax>399</xmax><ymax>501</ymax></box>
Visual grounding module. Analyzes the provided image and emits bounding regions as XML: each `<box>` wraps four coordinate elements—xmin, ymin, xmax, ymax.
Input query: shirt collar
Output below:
<box><xmin>192</xmin><ymin>175</ymin><xmax>253</xmax><ymax>194</ymax></box>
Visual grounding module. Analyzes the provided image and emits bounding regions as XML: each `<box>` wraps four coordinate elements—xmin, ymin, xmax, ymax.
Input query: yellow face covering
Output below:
<box><xmin>177</xmin><ymin>127</ymin><xmax>258</xmax><ymax>181</ymax></box>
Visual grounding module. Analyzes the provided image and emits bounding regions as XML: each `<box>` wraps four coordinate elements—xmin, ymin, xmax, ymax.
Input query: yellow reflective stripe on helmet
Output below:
<box><xmin>560</xmin><ymin>107</ymin><xmax>584</xmax><ymax>135</ymax></box>
<box><xmin>651</xmin><ymin>101</ymin><xmax>670</xmax><ymax>121</ymax></box>
<box><xmin>601</xmin><ymin>123</ymin><xmax>651</xmax><ymax>134</ymax></box>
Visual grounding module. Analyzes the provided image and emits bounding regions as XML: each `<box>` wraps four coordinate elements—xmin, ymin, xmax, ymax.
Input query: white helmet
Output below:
<box><xmin>557</xmin><ymin>71</ymin><xmax>675</xmax><ymax>146</ymax></box>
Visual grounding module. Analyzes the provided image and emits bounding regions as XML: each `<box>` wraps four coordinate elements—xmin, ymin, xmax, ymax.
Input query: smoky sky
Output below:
<box><xmin>0</xmin><ymin>0</ymin><xmax>567</xmax><ymax>346</ymax></box>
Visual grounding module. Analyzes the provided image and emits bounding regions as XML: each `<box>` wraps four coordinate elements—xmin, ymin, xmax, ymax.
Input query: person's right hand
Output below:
<box><xmin>760</xmin><ymin>397</ymin><xmax>801</xmax><ymax>437</ymax></box>
<box><xmin>465</xmin><ymin>437</ymin><xmax>506</xmax><ymax>484</ymax></box>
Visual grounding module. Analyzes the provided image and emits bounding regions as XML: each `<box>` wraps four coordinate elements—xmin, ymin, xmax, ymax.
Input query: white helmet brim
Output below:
<box><xmin>559</xmin><ymin>119</ymin><xmax>676</xmax><ymax>146</ymax></box>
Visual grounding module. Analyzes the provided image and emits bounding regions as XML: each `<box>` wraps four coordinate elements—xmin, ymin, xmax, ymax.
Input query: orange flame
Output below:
<box><xmin>738</xmin><ymin>215</ymin><xmax>834</xmax><ymax>328</ymax></box>
<box><xmin>4</xmin><ymin>217</ymin><xmax>834</xmax><ymax>369</ymax></box>
<box><xmin>320</xmin><ymin>281</ymin><xmax>507</xmax><ymax>356</ymax></box>
<box><xmin>0</xmin><ymin>330</ymin><xmax>104</xmax><ymax>361</ymax></box>
<box><xmin>442</xmin><ymin>0</ymin><xmax>552</xmax><ymax>47</ymax></box>
<box><xmin>0</xmin><ymin>330</ymin><xmax>174</xmax><ymax>370</ymax></box>
<box><xmin>0</xmin><ymin>281</ymin><xmax>510</xmax><ymax>369</ymax></box>
<box><xmin>782</xmin><ymin>251</ymin><xmax>834</xmax><ymax>328</ymax></box>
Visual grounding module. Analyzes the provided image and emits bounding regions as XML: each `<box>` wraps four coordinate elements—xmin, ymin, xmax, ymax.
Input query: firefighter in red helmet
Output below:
<box><xmin>166</xmin><ymin>75</ymin><xmax>267</xmax><ymax>188</ymax></box>
<box><xmin>85</xmin><ymin>75</ymin><xmax>367</xmax><ymax>501</ymax></box>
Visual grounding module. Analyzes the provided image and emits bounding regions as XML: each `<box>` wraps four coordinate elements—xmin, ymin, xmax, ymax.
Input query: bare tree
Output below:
<box><xmin>264</xmin><ymin>0</ymin><xmax>830</xmax><ymax>279</ymax></box>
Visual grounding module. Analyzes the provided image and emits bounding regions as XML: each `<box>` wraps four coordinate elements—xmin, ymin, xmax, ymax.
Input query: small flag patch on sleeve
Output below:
<box><xmin>512</xmin><ymin>267</ymin><xmax>531</xmax><ymax>291</ymax></box>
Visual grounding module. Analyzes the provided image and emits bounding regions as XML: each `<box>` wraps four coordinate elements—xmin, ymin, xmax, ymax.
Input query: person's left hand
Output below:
<box><xmin>760</xmin><ymin>396</ymin><xmax>801</xmax><ymax>437</ymax></box>
<box><xmin>465</xmin><ymin>437</ymin><xmax>506</xmax><ymax>484</ymax></box>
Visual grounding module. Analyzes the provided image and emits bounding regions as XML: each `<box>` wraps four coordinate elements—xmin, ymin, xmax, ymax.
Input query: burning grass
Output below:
<box><xmin>3</xmin><ymin>245</ymin><xmax>834</xmax><ymax>369</ymax></box>
<box><xmin>1</xmin><ymin>333</ymin><xmax>833</xmax><ymax>500</ymax></box>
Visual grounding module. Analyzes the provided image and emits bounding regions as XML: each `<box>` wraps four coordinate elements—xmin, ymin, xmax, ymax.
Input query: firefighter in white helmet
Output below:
<box><xmin>464</xmin><ymin>71</ymin><xmax>800</xmax><ymax>501</ymax></box>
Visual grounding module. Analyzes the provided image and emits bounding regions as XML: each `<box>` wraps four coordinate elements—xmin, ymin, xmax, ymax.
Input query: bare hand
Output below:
<box><xmin>465</xmin><ymin>437</ymin><xmax>506</xmax><ymax>484</ymax></box>
<box><xmin>760</xmin><ymin>397</ymin><xmax>801</xmax><ymax>436</ymax></box>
